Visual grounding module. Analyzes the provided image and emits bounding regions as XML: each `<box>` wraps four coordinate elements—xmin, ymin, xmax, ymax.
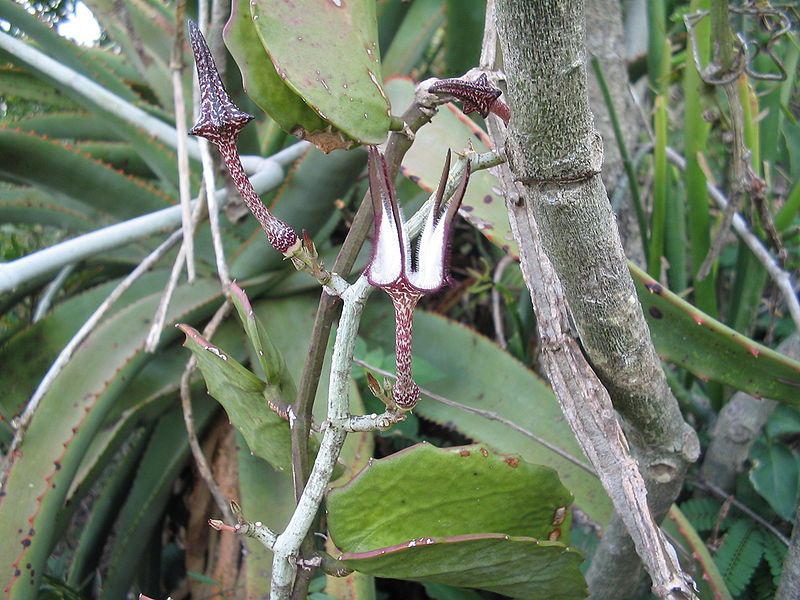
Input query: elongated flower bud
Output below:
<box><xmin>187</xmin><ymin>20</ymin><xmax>299</xmax><ymax>255</ymax></box>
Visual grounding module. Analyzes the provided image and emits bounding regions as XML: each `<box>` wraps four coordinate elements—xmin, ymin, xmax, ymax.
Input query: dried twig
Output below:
<box><xmin>1</xmin><ymin>229</ymin><xmax>184</xmax><ymax>489</ymax></box>
<box><xmin>665</xmin><ymin>147</ymin><xmax>800</xmax><ymax>332</ymax></box>
<box><xmin>171</xmin><ymin>0</ymin><xmax>196</xmax><ymax>282</ymax></box>
<box><xmin>490</xmin><ymin>254</ymin><xmax>515</xmax><ymax>349</ymax></box>
<box><xmin>181</xmin><ymin>299</ymin><xmax>235</xmax><ymax>524</ymax></box>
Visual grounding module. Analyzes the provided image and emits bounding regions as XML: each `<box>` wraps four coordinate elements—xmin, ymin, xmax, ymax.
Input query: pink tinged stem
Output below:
<box><xmin>216</xmin><ymin>140</ymin><xmax>298</xmax><ymax>254</ymax></box>
<box><xmin>390</xmin><ymin>291</ymin><xmax>422</xmax><ymax>409</ymax></box>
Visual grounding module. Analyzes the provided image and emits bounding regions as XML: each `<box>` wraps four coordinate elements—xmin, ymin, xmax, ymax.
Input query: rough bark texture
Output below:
<box><xmin>494</xmin><ymin>1</ymin><xmax>698</xmax><ymax>597</ymax></box>
<box><xmin>585</xmin><ymin>0</ymin><xmax>644</xmax><ymax>264</ymax></box>
<box><xmin>777</xmin><ymin>508</ymin><xmax>800</xmax><ymax>600</ymax></box>
<box><xmin>701</xmin><ymin>334</ymin><xmax>800</xmax><ymax>491</ymax></box>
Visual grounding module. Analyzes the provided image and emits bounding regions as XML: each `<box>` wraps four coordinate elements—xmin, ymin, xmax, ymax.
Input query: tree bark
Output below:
<box><xmin>700</xmin><ymin>334</ymin><xmax>800</xmax><ymax>491</ymax></box>
<box><xmin>493</xmin><ymin>1</ymin><xmax>698</xmax><ymax>597</ymax></box>
<box><xmin>585</xmin><ymin>0</ymin><xmax>644</xmax><ymax>264</ymax></box>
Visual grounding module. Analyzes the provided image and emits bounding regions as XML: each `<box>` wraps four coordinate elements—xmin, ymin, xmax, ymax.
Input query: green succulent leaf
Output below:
<box><xmin>328</xmin><ymin>443</ymin><xmax>585</xmax><ymax>599</ymax></box>
<box><xmin>224</xmin><ymin>0</ymin><xmax>327</xmax><ymax>142</ymax></box>
<box><xmin>359</xmin><ymin>301</ymin><xmax>611</xmax><ymax>524</ymax></box>
<box><xmin>178</xmin><ymin>324</ymin><xmax>293</xmax><ymax>471</ymax></box>
<box><xmin>749</xmin><ymin>437</ymin><xmax>800</xmax><ymax>521</ymax></box>
<box><xmin>245</xmin><ymin>0</ymin><xmax>391</xmax><ymax>151</ymax></box>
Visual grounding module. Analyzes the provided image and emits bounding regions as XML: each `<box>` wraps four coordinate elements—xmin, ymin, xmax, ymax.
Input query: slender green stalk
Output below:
<box><xmin>776</xmin><ymin>181</ymin><xmax>800</xmax><ymax>232</ymax></box>
<box><xmin>665</xmin><ymin>165</ymin><xmax>687</xmax><ymax>292</ymax></box>
<box><xmin>683</xmin><ymin>0</ymin><xmax>717</xmax><ymax>315</ymax></box>
<box><xmin>648</xmin><ymin>95</ymin><xmax>669</xmax><ymax>278</ymax></box>
<box><xmin>710</xmin><ymin>0</ymin><xmax>735</xmax><ymax>71</ymax></box>
<box><xmin>729</xmin><ymin>80</ymin><xmax>766</xmax><ymax>334</ymax></box>
<box><xmin>646</xmin><ymin>1</ymin><xmax>667</xmax><ymax>93</ymax></box>
<box><xmin>590</xmin><ymin>56</ymin><xmax>648</xmax><ymax>260</ymax></box>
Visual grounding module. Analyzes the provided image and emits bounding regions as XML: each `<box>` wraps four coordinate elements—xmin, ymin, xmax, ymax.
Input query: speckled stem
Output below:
<box><xmin>217</xmin><ymin>140</ymin><xmax>298</xmax><ymax>254</ymax></box>
<box><xmin>390</xmin><ymin>291</ymin><xmax>422</xmax><ymax>409</ymax></box>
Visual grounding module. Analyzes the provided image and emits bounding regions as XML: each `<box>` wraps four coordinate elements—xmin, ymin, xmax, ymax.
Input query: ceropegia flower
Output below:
<box><xmin>187</xmin><ymin>20</ymin><xmax>300</xmax><ymax>255</ymax></box>
<box><xmin>366</xmin><ymin>147</ymin><xmax>471</xmax><ymax>409</ymax></box>
<box><xmin>429</xmin><ymin>73</ymin><xmax>510</xmax><ymax>125</ymax></box>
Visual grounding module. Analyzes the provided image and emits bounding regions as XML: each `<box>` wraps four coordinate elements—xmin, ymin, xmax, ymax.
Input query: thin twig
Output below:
<box><xmin>195</xmin><ymin>0</ymin><xmax>230</xmax><ymax>287</ymax></box>
<box><xmin>491</xmin><ymin>254</ymin><xmax>515</xmax><ymax>349</ymax></box>
<box><xmin>690</xmin><ymin>478</ymin><xmax>790</xmax><ymax>546</ymax></box>
<box><xmin>353</xmin><ymin>358</ymin><xmax>595</xmax><ymax>475</ymax></box>
<box><xmin>665</xmin><ymin>147</ymin><xmax>800</xmax><ymax>332</ymax></box>
<box><xmin>181</xmin><ymin>299</ymin><xmax>235</xmax><ymax>524</ymax></box>
<box><xmin>145</xmin><ymin>188</ymin><xmax>207</xmax><ymax>352</ymax></box>
<box><xmin>1</xmin><ymin>229</ymin><xmax>184</xmax><ymax>489</ymax></box>
<box><xmin>32</xmin><ymin>263</ymin><xmax>75</xmax><ymax>322</ymax></box>
<box><xmin>171</xmin><ymin>0</ymin><xmax>196</xmax><ymax>282</ymax></box>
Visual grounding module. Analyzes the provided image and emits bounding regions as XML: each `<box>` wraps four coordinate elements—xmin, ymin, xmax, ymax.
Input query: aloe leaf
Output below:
<box><xmin>100</xmin><ymin>398</ymin><xmax>218</xmax><ymax>600</ymax></box>
<box><xmin>74</xmin><ymin>141</ymin><xmax>155</xmax><ymax>178</ymax></box>
<box><xmin>224</xmin><ymin>0</ymin><xmax>326</xmax><ymax>142</ymax></box>
<box><xmin>230</xmin><ymin>146</ymin><xmax>367</xmax><ymax>279</ymax></box>
<box><xmin>9</xmin><ymin>111</ymin><xmax>121</xmax><ymax>140</ymax></box>
<box><xmin>66</xmin><ymin>428</ymin><xmax>149</xmax><ymax>592</ymax></box>
<box><xmin>0</xmin><ymin>184</ymin><xmax>99</xmax><ymax>230</ymax></box>
<box><xmin>443</xmin><ymin>0</ymin><xmax>484</xmax><ymax>77</ymax></box>
<box><xmin>383</xmin><ymin>78</ymin><xmax>516</xmax><ymax>255</ymax></box>
<box><xmin>0</xmin><ymin>271</ymin><xmax>170</xmax><ymax>421</ymax></box>
<box><xmin>0</xmin><ymin>0</ymin><xmax>139</xmax><ymax>103</ymax></box>
<box><xmin>82</xmin><ymin>0</ymin><xmax>175</xmax><ymax>110</ymax></box>
<box><xmin>247</xmin><ymin>0</ymin><xmax>391</xmax><ymax>150</ymax></box>
<box><xmin>632</xmin><ymin>263</ymin><xmax>800</xmax><ymax>405</ymax></box>
<box><xmin>329</xmin><ymin>443</ymin><xmax>585</xmax><ymax>598</ymax></box>
<box><xmin>0</xmin><ymin>280</ymin><xmax>223</xmax><ymax>598</ymax></box>
<box><xmin>0</xmin><ymin>128</ymin><xmax>175</xmax><ymax>219</ymax></box>
<box><xmin>178</xmin><ymin>324</ymin><xmax>293</xmax><ymax>471</ymax></box>
<box><xmin>359</xmin><ymin>300</ymin><xmax>611</xmax><ymax>524</ymax></box>
<box><xmin>381</xmin><ymin>0</ymin><xmax>444</xmax><ymax>77</ymax></box>
<box><xmin>0</xmin><ymin>67</ymin><xmax>78</xmax><ymax>109</ymax></box>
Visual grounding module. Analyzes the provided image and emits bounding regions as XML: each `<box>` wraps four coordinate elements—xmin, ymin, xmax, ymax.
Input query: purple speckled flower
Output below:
<box><xmin>187</xmin><ymin>20</ymin><xmax>299</xmax><ymax>255</ymax></box>
<box><xmin>366</xmin><ymin>147</ymin><xmax>470</xmax><ymax>409</ymax></box>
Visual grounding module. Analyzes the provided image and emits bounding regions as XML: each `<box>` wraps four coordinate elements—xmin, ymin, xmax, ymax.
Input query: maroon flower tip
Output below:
<box><xmin>187</xmin><ymin>20</ymin><xmax>254</xmax><ymax>145</ymax></box>
<box><xmin>429</xmin><ymin>73</ymin><xmax>502</xmax><ymax>119</ymax></box>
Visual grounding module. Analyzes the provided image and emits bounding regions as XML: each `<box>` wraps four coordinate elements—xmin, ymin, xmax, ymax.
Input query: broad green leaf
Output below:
<box><xmin>329</xmin><ymin>443</ymin><xmax>573</xmax><ymax>548</ymax></box>
<box><xmin>75</xmin><ymin>141</ymin><xmax>154</xmax><ymax>178</ymax></box>
<box><xmin>100</xmin><ymin>398</ymin><xmax>218</xmax><ymax>600</ymax></box>
<box><xmin>224</xmin><ymin>0</ymin><xmax>326</xmax><ymax>142</ymax></box>
<box><xmin>248</xmin><ymin>0</ymin><xmax>391</xmax><ymax>150</ymax></box>
<box><xmin>329</xmin><ymin>443</ymin><xmax>584</xmax><ymax>598</ymax></box>
<box><xmin>0</xmin><ymin>280</ymin><xmax>223</xmax><ymax>599</ymax></box>
<box><xmin>0</xmin><ymin>128</ymin><xmax>175</xmax><ymax>220</ymax></box>
<box><xmin>359</xmin><ymin>299</ymin><xmax>611</xmax><ymax>524</ymax></box>
<box><xmin>178</xmin><ymin>324</ymin><xmax>293</xmax><ymax>471</ymax></box>
<box><xmin>632</xmin><ymin>263</ymin><xmax>800</xmax><ymax>405</ymax></box>
<box><xmin>381</xmin><ymin>0</ymin><xmax>444</xmax><ymax>77</ymax></box>
<box><xmin>339</xmin><ymin>536</ymin><xmax>585</xmax><ymax>600</ymax></box>
<box><xmin>766</xmin><ymin>405</ymin><xmax>800</xmax><ymax>439</ymax></box>
<box><xmin>749</xmin><ymin>438</ymin><xmax>799</xmax><ymax>520</ymax></box>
